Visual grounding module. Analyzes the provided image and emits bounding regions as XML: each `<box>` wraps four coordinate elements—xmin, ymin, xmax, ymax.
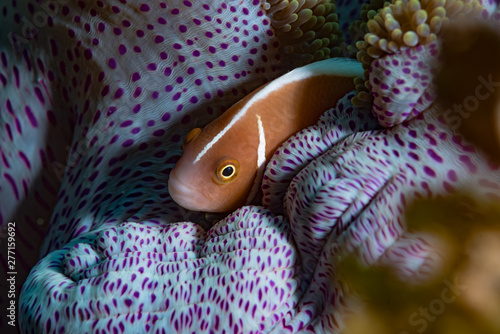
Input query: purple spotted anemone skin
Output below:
<box><xmin>262</xmin><ymin>39</ymin><xmax>500</xmax><ymax>283</ymax></box>
<box><xmin>1</xmin><ymin>0</ymin><xmax>363</xmax><ymax>331</ymax></box>
<box><xmin>1</xmin><ymin>0</ymin><xmax>304</xmax><ymax>328</ymax></box>
<box><xmin>1</xmin><ymin>0</ymin><xmax>295</xmax><ymax>329</ymax></box>
<box><xmin>8</xmin><ymin>0</ymin><xmax>500</xmax><ymax>333</ymax></box>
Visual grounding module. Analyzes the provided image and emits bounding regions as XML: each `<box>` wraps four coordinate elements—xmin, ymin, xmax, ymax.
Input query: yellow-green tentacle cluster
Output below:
<box><xmin>348</xmin><ymin>0</ymin><xmax>389</xmax><ymax>55</ymax></box>
<box><xmin>264</xmin><ymin>0</ymin><xmax>343</xmax><ymax>66</ymax></box>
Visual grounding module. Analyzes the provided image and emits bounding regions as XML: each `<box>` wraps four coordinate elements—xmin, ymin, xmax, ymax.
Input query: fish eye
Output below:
<box><xmin>183</xmin><ymin>128</ymin><xmax>201</xmax><ymax>149</ymax></box>
<box><xmin>216</xmin><ymin>159</ymin><xmax>239</xmax><ymax>183</ymax></box>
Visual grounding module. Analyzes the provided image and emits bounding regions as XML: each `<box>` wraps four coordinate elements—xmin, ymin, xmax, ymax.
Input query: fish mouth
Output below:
<box><xmin>168</xmin><ymin>171</ymin><xmax>211</xmax><ymax>211</ymax></box>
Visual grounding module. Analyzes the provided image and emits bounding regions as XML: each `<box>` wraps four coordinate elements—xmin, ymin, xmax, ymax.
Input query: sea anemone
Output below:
<box><xmin>2</xmin><ymin>0</ymin><xmax>350</xmax><ymax>330</ymax></box>
<box><xmin>352</xmin><ymin>0</ymin><xmax>487</xmax><ymax>110</ymax></box>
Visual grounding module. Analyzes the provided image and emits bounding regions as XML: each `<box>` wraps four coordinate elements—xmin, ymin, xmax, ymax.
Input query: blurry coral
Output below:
<box><xmin>436</xmin><ymin>21</ymin><xmax>500</xmax><ymax>163</ymax></box>
<box><xmin>340</xmin><ymin>195</ymin><xmax>500</xmax><ymax>334</ymax></box>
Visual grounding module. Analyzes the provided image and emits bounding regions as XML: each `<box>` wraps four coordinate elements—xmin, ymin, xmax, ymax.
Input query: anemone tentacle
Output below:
<box><xmin>352</xmin><ymin>0</ymin><xmax>489</xmax><ymax>109</ymax></box>
<box><xmin>264</xmin><ymin>0</ymin><xmax>344</xmax><ymax>65</ymax></box>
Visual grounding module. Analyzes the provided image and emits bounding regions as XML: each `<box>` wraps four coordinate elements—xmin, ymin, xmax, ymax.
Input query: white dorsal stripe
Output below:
<box><xmin>193</xmin><ymin>57</ymin><xmax>363</xmax><ymax>163</ymax></box>
<box><xmin>245</xmin><ymin>114</ymin><xmax>267</xmax><ymax>204</ymax></box>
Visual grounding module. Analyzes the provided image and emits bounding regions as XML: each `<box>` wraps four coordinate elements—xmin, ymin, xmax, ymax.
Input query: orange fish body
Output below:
<box><xmin>169</xmin><ymin>58</ymin><xmax>363</xmax><ymax>212</ymax></box>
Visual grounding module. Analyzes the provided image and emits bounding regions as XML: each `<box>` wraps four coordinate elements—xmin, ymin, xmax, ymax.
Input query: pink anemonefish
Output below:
<box><xmin>169</xmin><ymin>57</ymin><xmax>364</xmax><ymax>212</ymax></box>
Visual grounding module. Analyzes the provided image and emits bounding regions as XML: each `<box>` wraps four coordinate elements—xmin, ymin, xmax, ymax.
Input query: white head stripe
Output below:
<box><xmin>256</xmin><ymin>114</ymin><xmax>266</xmax><ymax>169</ymax></box>
<box><xmin>245</xmin><ymin>114</ymin><xmax>267</xmax><ymax>204</ymax></box>
<box><xmin>193</xmin><ymin>58</ymin><xmax>363</xmax><ymax>164</ymax></box>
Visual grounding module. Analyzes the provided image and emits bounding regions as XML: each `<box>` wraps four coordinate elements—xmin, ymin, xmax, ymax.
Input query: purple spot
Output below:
<box><xmin>114</xmin><ymin>88</ymin><xmax>124</xmax><ymax>99</ymax></box>
<box><xmin>427</xmin><ymin>149</ymin><xmax>443</xmax><ymax>163</ymax></box>
<box><xmin>122</xmin><ymin>139</ymin><xmax>134</xmax><ymax>147</ymax></box>
<box><xmin>459</xmin><ymin>155</ymin><xmax>478</xmax><ymax>173</ymax></box>
<box><xmin>394</xmin><ymin>134</ymin><xmax>405</xmax><ymax>147</ymax></box>
<box><xmin>118</xmin><ymin>44</ymin><xmax>127</xmax><ymax>55</ymax></box>
<box><xmin>423</xmin><ymin>166</ymin><xmax>436</xmax><ymax>177</ymax></box>
<box><xmin>25</xmin><ymin>106</ymin><xmax>38</xmax><ymax>127</ymax></box>
<box><xmin>147</xmin><ymin>63</ymin><xmax>157</xmax><ymax>71</ymax></box>
<box><xmin>121</xmin><ymin>120</ymin><xmax>133</xmax><ymax>128</ymax></box>
<box><xmin>155</xmin><ymin>151</ymin><xmax>166</xmax><ymax>158</ymax></box>
<box><xmin>108</xmin><ymin>58</ymin><xmax>117</xmax><ymax>69</ymax></box>
<box><xmin>447</xmin><ymin>170</ymin><xmax>458</xmax><ymax>182</ymax></box>
<box><xmin>101</xmin><ymin>85</ymin><xmax>110</xmax><ymax>97</ymax></box>
<box><xmin>93</xmin><ymin>110</ymin><xmax>101</xmax><ymax>125</ymax></box>
<box><xmin>140</xmin><ymin>4</ymin><xmax>150</xmax><ymax>11</ymax></box>
<box><xmin>107</xmin><ymin>106</ymin><xmax>117</xmax><ymax>116</ymax></box>
<box><xmin>154</xmin><ymin>129</ymin><xmax>165</xmax><ymax>137</ymax></box>
<box><xmin>18</xmin><ymin>151</ymin><xmax>31</xmax><ymax>170</ymax></box>
<box><xmin>4</xmin><ymin>173</ymin><xmax>19</xmax><ymax>200</ymax></box>
<box><xmin>34</xmin><ymin>87</ymin><xmax>45</xmax><ymax>104</ymax></box>
<box><xmin>408</xmin><ymin>152</ymin><xmax>419</xmax><ymax>161</ymax></box>
<box><xmin>133</xmin><ymin>87</ymin><xmax>142</xmax><ymax>98</ymax></box>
